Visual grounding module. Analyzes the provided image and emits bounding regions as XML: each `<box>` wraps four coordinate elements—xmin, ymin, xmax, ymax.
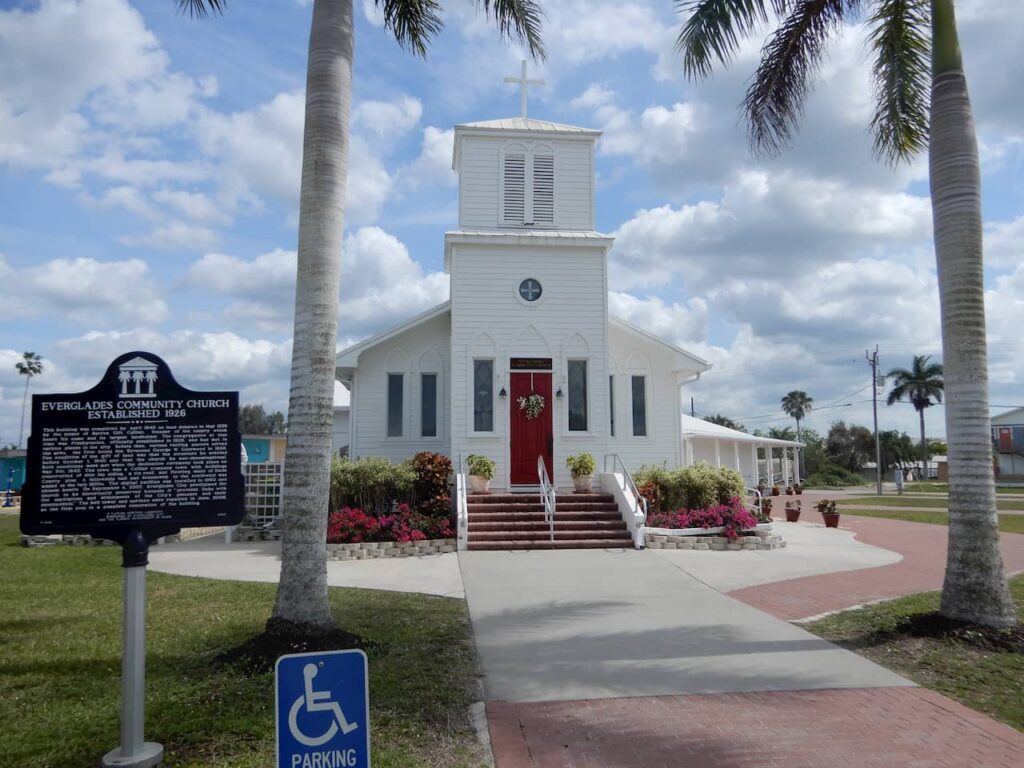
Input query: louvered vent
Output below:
<box><xmin>533</xmin><ymin>154</ymin><xmax>554</xmax><ymax>224</ymax></box>
<box><xmin>503</xmin><ymin>153</ymin><xmax>525</xmax><ymax>224</ymax></box>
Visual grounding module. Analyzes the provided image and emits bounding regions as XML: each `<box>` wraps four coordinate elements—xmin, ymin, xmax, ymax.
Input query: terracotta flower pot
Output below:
<box><xmin>822</xmin><ymin>512</ymin><xmax>840</xmax><ymax>528</ymax></box>
<box><xmin>785</xmin><ymin>509</ymin><xmax>801</xmax><ymax>523</ymax></box>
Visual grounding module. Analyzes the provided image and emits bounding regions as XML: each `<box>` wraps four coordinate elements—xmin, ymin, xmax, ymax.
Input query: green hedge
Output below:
<box><xmin>804</xmin><ymin>464</ymin><xmax>865</xmax><ymax>487</ymax></box>
<box><xmin>634</xmin><ymin>463</ymin><xmax>746</xmax><ymax>512</ymax></box>
<box><xmin>330</xmin><ymin>456</ymin><xmax>416</xmax><ymax>516</ymax></box>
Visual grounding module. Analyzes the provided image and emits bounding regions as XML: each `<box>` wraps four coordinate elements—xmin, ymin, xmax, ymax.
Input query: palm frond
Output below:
<box><xmin>176</xmin><ymin>0</ymin><xmax>225</xmax><ymax>18</ymax></box>
<box><xmin>378</xmin><ymin>0</ymin><xmax>445</xmax><ymax>58</ymax></box>
<box><xmin>744</xmin><ymin>0</ymin><xmax>858</xmax><ymax>157</ymax></box>
<box><xmin>868</xmin><ymin>0</ymin><xmax>930</xmax><ymax>165</ymax></box>
<box><xmin>675</xmin><ymin>0</ymin><xmax>781</xmax><ymax>79</ymax></box>
<box><xmin>481</xmin><ymin>1</ymin><xmax>546</xmax><ymax>61</ymax></box>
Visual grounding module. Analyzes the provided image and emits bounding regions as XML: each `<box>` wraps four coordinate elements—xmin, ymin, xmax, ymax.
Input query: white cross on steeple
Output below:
<box><xmin>504</xmin><ymin>60</ymin><xmax>544</xmax><ymax>119</ymax></box>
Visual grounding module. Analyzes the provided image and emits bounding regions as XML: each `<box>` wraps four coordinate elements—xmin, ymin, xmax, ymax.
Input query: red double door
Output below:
<box><xmin>509</xmin><ymin>371</ymin><xmax>553</xmax><ymax>486</ymax></box>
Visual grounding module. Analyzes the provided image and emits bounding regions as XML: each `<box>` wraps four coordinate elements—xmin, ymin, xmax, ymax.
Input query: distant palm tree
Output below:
<box><xmin>767</xmin><ymin>426</ymin><xmax>796</xmax><ymax>441</ymax></box>
<box><xmin>180</xmin><ymin>0</ymin><xmax>544</xmax><ymax>634</ymax></box>
<box><xmin>781</xmin><ymin>391</ymin><xmax>813</xmax><ymax>442</ymax></box>
<box><xmin>675</xmin><ymin>0</ymin><xmax>1015</xmax><ymax>627</ymax></box>
<box><xmin>887</xmin><ymin>355</ymin><xmax>944</xmax><ymax>481</ymax></box>
<box><xmin>15</xmin><ymin>352</ymin><xmax>43</xmax><ymax>448</ymax></box>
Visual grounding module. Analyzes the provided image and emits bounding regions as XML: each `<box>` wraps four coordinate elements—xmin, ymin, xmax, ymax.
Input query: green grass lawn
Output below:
<box><xmin>833</xmin><ymin>506</ymin><xmax>1024</xmax><ymax>534</ymax></box>
<box><xmin>0</xmin><ymin>518</ymin><xmax>484</xmax><ymax>768</ymax></box>
<box><xmin>805</xmin><ymin>575</ymin><xmax>1024</xmax><ymax>731</ymax></box>
<box><xmin>905</xmin><ymin>482</ymin><xmax>1024</xmax><ymax>494</ymax></box>
<box><xmin>840</xmin><ymin>495</ymin><xmax>1024</xmax><ymax>512</ymax></box>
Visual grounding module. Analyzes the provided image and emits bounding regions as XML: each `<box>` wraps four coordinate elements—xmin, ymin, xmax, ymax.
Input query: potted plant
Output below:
<box><xmin>760</xmin><ymin>497</ymin><xmax>773</xmax><ymax>518</ymax></box>
<box><xmin>817</xmin><ymin>498</ymin><xmax>840</xmax><ymax>528</ymax></box>
<box><xmin>466</xmin><ymin>454</ymin><xmax>495</xmax><ymax>494</ymax></box>
<box><xmin>566</xmin><ymin>452</ymin><xmax>596</xmax><ymax>493</ymax></box>
<box><xmin>784</xmin><ymin>485</ymin><xmax>794</xmax><ymax>496</ymax></box>
<box><xmin>793</xmin><ymin>483</ymin><xmax>803</xmax><ymax>495</ymax></box>
<box><xmin>771</xmin><ymin>484</ymin><xmax>781</xmax><ymax>496</ymax></box>
<box><xmin>784</xmin><ymin>499</ymin><xmax>801</xmax><ymax>523</ymax></box>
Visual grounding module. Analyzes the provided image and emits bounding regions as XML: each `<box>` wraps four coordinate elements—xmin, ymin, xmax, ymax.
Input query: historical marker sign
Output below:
<box><xmin>20</xmin><ymin>351</ymin><xmax>245</xmax><ymax>539</ymax></box>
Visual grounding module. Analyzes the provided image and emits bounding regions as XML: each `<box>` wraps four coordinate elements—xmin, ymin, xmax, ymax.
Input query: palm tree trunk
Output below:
<box><xmin>271</xmin><ymin>0</ymin><xmax>353</xmax><ymax>631</ymax></box>
<box><xmin>931</xmin><ymin>0</ymin><xmax>1014</xmax><ymax>626</ymax></box>
<box><xmin>918</xmin><ymin>407</ymin><xmax>927</xmax><ymax>480</ymax></box>
<box><xmin>19</xmin><ymin>375</ymin><xmax>30</xmax><ymax>448</ymax></box>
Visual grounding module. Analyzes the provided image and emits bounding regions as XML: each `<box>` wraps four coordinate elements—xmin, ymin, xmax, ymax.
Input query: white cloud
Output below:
<box><xmin>985</xmin><ymin>215</ymin><xmax>1024</xmax><ymax>269</ymax></box>
<box><xmin>0</xmin><ymin>0</ymin><xmax>214</xmax><ymax>171</ymax></box>
<box><xmin>353</xmin><ymin>96</ymin><xmax>423</xmax><ymax>143</ymax></box>
<box><xmin>610</xmin><ymin>170</ymin><xmax>933</xmax><ymax>291</ymax></box>
<box><xmin>183</xmin><ymin>228</ymin><xmax>450</xmax><ymax>339</ymax></box>
<box><xmin>339</xmin><ymin>227</ymin><xmax>450</xmax><ymax>337</ymax></box>
<box><xmin>0</xmin><ymin>254</ymin><xmax>168</xmax><ymax>327</ymax></box>
<box><xmin>52</xmin><ymin>329</ymin><xmax>293</xmax><ymax>399</ymax></box>
<box><xmin>399</xmin><ymin>127</ymin><xmax>456</xmax><ymax>190</ymax></box>
<box><xmin>608</xmin><ymin>292</ymin><xmax>707</xmax><ymax>345</ymax></box>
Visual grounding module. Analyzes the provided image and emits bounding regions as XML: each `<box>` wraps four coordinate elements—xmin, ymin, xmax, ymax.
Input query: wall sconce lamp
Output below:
<box><xmin>555</xmin><ymin>387</ymin><xmax>564</xmax><ymax>398</ymax></box>
<box><xmin>498</xmin><ymin>387</ymin><xmax>507</xmax><ymax>398</ymax></box>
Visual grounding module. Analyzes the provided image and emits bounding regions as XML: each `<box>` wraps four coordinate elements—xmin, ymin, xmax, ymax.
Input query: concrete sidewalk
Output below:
<box><xmin>459</xmin><ymin>548</ymin><xmax>911</xmax><ymax>703</ymax></box>
<box><xmin>148</xmin><ymin>535</ymin><xmax>465</xmax><ymax>598</ymax></box>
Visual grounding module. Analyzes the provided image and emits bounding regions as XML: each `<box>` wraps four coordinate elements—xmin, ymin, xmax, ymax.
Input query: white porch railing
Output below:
<box><xmin>456</xmin><ymin>453</ymin><xmax>469</xmax><ymax>551</ymax></box>
<box><xmin>603</xmin><ymin>454</ymin><xmax>648</xmax><ymax>548</ymax></box>
<box><xmin>538</xmin><ymin>455</ymin><xmax>555</xmax><ymax>543</ymax></box>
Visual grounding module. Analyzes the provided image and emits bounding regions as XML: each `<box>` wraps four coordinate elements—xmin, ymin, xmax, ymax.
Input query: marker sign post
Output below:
<box><xmin>20</xmin><ymin>351</ymin><xmax>245</xmax><ymax>768</ymax></box>
<box><xmin>276</xmin><ymin>650</ymin><xmax>371</xmax><ymax>768</ymax></box>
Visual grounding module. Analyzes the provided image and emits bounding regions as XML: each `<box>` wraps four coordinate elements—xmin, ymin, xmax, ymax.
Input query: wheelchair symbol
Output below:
<box><xmin>288</xmin><ymin>663</ymin><xmax>359</xmax><ymax>747</ymax></box>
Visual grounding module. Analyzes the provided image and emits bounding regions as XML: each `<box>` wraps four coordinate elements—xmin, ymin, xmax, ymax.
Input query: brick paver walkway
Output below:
<box><xmin>487</xmin><ymin>688</ymin><xmax>1024</xmax><ymax>767</ymax></box>
<box><xmin>730</xmin><ymin>514</ymin><xmax>1024</xmax><ymax>620</ymax></box>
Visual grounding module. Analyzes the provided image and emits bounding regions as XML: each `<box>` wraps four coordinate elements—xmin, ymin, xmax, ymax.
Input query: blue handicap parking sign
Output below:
<box><xmin>275</xmin><ymin>649</ymin><xmax>370</xmax><ymax>768</ymax></box>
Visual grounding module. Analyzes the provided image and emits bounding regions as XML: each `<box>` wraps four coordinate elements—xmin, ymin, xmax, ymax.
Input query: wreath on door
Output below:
<box><xmin>516</xmin><ymin>393</ymin><xmax>545</xmax><ymax>420</ymax></box>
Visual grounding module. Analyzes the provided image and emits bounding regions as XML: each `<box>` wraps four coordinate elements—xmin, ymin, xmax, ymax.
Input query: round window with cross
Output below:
<box><xmin>518</xmin><ymin>278</ymin><xmax>542</xmax><ymax>302</ymax></box>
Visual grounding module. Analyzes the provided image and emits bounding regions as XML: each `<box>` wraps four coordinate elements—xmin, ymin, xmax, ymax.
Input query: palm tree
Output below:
<box><xmin>15</xmin><ymin>352</ymin><xmax>43</xmax><ymax>448</ymax></box>
<box><xmin>886</xmin><ymin>354</ymin><xmax>944</xmax><ymax>480</ymax></box>
<box><xmin>676</xmin><ymin>1</ymin><xmax>1015</xmax><ymax>626</ymax></box>
<box><xmin>703</xmin><ymin>414</ymin><xmax>746</xmax><ymax>431</ymax></box>
<box><xmin>781</xmin><ymin>391</ymin><xmax>812</xmax><ymax>442</ymax></box>
<box><xmin>181</xmin><ymin>0</ymin><xmax>544</xmax><ymax>634</ymax></box>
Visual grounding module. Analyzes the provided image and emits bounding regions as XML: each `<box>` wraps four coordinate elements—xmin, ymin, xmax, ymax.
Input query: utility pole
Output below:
<box><xmin>866</xmin><ymin>346</ymin><xmax>883</xmax><ymax>495</ymax></box>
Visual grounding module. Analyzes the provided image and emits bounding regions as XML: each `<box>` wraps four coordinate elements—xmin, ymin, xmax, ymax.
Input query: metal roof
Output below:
<box><xmin>454</xmin><ymin>117</ymin><xmax>600</xmax><ymax>135</ymax></box>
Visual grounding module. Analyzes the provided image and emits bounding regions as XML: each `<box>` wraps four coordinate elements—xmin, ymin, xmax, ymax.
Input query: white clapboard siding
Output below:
<box><xmin>349</xmin><ymin>312</ymin><xmax>452</xmax><ymax>463</ymax></box>
<box><xmin>605</xmin><ymin>323</ymin><xmax>688</xmax><ymax>474</ymax></box>
<box><xmin>457</xmin><ymin>136</ymin><xmax>594</xmax><ymax>231</ymax></box>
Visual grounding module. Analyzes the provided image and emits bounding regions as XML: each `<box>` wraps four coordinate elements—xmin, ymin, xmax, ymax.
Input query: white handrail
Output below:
<box><xmin>603</xmin><ymin>453</ymin><xmax>648</xmax><ymax>528</ymax></box>
<box><xmin>748</xmin><ymin>486</ymin><xmax>764</xmax><ymax>518</ymax></box>
<box><xmin>456</xmin><ymin>453</ymin><xmax>469</xmax><ymax>550</ymax></box>
<box><xmin>538</xmin><ymin>455</ymin><xmax>555</xmax><ymax>543</ymax></box>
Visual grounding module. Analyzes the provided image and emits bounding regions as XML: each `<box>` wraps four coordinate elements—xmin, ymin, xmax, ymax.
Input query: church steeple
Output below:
<box><xmin>450</xmin><ymin>69</ymin><xmax>601</xmax><ymax>233</ymax></box>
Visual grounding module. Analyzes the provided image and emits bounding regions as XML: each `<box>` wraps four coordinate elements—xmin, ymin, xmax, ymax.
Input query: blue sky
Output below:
<box><xmin>1</xmin><ymin>0</ymin><xmax>1022</xmax><ymax>447</ymax></box>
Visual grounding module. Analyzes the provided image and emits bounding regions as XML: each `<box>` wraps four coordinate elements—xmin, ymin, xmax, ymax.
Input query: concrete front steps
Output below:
<box><xmin>466</xmin><ymin>492</ymin><xmax>633</xmax><ymax>550</ymax></box>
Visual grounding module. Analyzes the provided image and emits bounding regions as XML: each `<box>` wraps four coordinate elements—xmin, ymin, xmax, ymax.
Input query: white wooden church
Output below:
<box><xmin>336</xmin><ymin>72</ymin><xmax>800</xmax><ymax>494</ymax></box>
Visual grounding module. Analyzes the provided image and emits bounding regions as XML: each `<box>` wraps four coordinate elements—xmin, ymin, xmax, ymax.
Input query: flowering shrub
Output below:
<box><xmin>412</xmin><ymin>452</ymin><xmax>452</xmax><ymax>516</ymax></box>
<box><xmin>637</xmin><ymin>479</ymin><xmax>661</xmax><ymax>512</ymax></box>
<box><xmin>327</xmin><ymin>503</ymin><xmax>454</xmax><ymax>544</ymax></box>
<box><xmin>327</xmin><ymin>507</ymin><xmax>381</xmax><ymax>543</ymax></box>
<box><xmin>645</xmin><ymin>496</ymin><xmax>760</xmax><ymax>541</ymax></box>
